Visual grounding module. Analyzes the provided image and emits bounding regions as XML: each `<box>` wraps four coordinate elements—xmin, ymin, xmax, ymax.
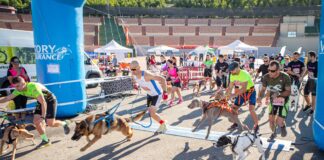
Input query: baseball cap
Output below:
<box><xmin>228</xmin><ymin>62</ymin><xmax>239</xmax><ymax>71</ymax></box>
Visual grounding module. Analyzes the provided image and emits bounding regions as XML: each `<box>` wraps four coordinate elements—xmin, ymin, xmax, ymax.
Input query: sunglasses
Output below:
<box><xmin>268</xmin><ymin>69</ymin><xmax>277</xmax><ymax>73</ymax></box>
<box><xmin>263</xmin><ymin>60</ymin><xmax>268</xmax><ymax>62</ymax></box>
<box><xmin>131</xmin><ymin>68</ymin><xmax>137</xmax><ymax>71</ymax></box>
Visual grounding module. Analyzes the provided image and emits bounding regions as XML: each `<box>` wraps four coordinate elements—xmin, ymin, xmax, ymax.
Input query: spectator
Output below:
<box><xmin>203</xmin><ymin>54</ymin><xmax>214</xmax><ymax>90</ymax></box>
<box><xmin>179</xmin><ymin>53</ymin><xmax>184</xmax><ymax>66</ymax></box>
<box><xmin>7</xmin><ymin>56</ymin><xmax>30</xmax><ymax>122</ymax></box>
<box><xmin>105</xmin><ymin>62</ymin><xmax>118</xmax><ymax>77</ymax></box>
<box><xmin>111</xmin><ymin>54</ymin><xmax>118</xmax><ymax>67</ymax></box>
<box><xmin>192</xmin><ymin>56</ymin><xmax>200</xmax><ymax>67</ymax></box>
<box><xmin>283</xmin><ymin>55</ymin><xmax>290</xmax><ymax>72</ymax></box>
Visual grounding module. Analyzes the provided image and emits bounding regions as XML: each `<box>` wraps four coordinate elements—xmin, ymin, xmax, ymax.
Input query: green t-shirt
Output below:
<box><xmin>12</xmin><ymin>82</ymin><xmax>46</xmax><ymax>99</ymax></box>
<box><xmin>204</xmin><ymin>60</ymin><xmax>213</xmax><ymax>69</ymax></box>
<box><xmin>230</xmin><ymin>70</ymin><xmax>254</xmax><ymax>91</ymax></box>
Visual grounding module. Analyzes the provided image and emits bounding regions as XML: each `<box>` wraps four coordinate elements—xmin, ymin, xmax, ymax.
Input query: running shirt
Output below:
<box><xmin>230</xmin><ymin>70</ymin><xmax>254</xmax><ymax>91</ymax></box>
<box><xmin>248</xmin><ymin>56</ymin><xmax>255</xmax><ymax>63</ymax></box>
<box><xmin>7</xmin><ymin>67</ymin><xmax>30</xmax><ymax>86</ymax></box>
<box><xmin>167</xmin><ymin>67</ymin><xmax>180</xmax><ymax>83</ymax></box>
<box><xmin>257</xmin><ymin>64</ymin><xmax>269</xmax><ymax>76</ymax></box>
<box><xmin>307</xmin><ymin>61</ymin><xmax>318</xmax><ymax>79</ymax></box>
<box><xmin>12</xmin><ymin>82</ymin><xmax>49</xmax><ymax>99</ymax></box>
<box><xmin>288</xmin><ymin>60</ymin><xmax>305</xmax><ymax>80</ymax></box>
<box><xmin>204</xmin><ymin>60</ymin><xmax>213</xmax><ymax>69</ymax></box>
<box><xmin>214</xmin><ymin>61</ymin><xmax>229</xmax><ymax>73</ymax></box>
<box><xmin>262</xmin><ymin>72</ymin><xmax>291</xmax><ymax>102</ymax></box>
<box><xmin>133</xmin><ymin>71</ymin><xmax>163</xmax><ymax>96</ymax></box>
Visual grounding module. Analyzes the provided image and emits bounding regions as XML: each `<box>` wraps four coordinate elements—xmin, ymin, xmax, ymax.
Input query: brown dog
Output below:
<box><xmin>0</xmin><ymin>124</ymin><xmax>36</xmax><ymax>160</ymax></box>
<box><xmin>192</xmin><ymin>79</ymin><xmax>216</xmax><ymax>97</ymax></box>
<box><xmin>188</xmin><ymin>93</ymin><xmax>248</xmax><ymax>139</ymax></box>
<box><xmin>71</xmin><ymin>111</ymin><xmax>146</xmax><ymax>152</ymax></box>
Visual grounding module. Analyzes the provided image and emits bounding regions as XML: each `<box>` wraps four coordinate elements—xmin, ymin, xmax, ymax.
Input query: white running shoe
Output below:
<box><xmin>155</xmin><ymin>123</ymin><xmax>168</xmax><ymax>134</ymax></box>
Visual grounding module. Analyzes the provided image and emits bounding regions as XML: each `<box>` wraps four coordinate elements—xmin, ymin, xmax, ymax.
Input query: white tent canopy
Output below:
<box><xmin>188</xmin><ymin>46</ymin><xmax>214</xmax><ymax>56</ymax></box>
<box><xmin>218</xmin><ymin>40</ymin><xmax>258</xmax><ymax>55</ymax></box>
<box><xmin>147</xmin><ymin>45</ymin><xmax>179</xmax><ymax>53</ymax></box>
<box><xmin>0</xmin><ymin>28</ymin><xmax>34</xmax><ymax>47</ymax></box>
<box><xmin>94</xmin><ymin>40</ymin><xmax>132</xmax><ymax>61</ymax></box>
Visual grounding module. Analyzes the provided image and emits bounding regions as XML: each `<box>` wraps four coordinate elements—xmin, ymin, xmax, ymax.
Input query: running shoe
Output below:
<box><xmin>303</xmin><ymin>105</ymin><xmax>311</xmax><ymax>112</ymax></box>
<box><xmin>36</xmin><ymin>139</ymin><xmax>51</xmax><ymax>149</ymax></box>
<box><xmin>155</xmin><ymin>123</ymin><xmax>167</xmax><ymax>134</ymax></box>
<box><xmin>281</xmin><ymin>126</ymin><xmax>287</xmax><ymax>137</ymax></box>
<box><xmin>267</xmin><ymin>133</ymin><xmax>276</xmax><ymax>142</ymax></box>
<box><xmin>227</xmin><ymin>123</ymin><xmax>238</xmax><ymax>131</ymax></box>
<box><xmin>177</xmin><ymin>98</ymin><xmax>183</xmax><ymax>104</ymax></box>
<box><xmin>63</xmin><ymin>120</ymin><xmax>70</xmax><ymax>135</ymax></box>
<box><xmin>254</xmin><ymin>125</ymin><xmax>259</xmax><ymax>133</ymax></box>
<box><xmin>168</xmin><ymin>100</ymin><xmax>174</xmax><ymax>107</ymax></box>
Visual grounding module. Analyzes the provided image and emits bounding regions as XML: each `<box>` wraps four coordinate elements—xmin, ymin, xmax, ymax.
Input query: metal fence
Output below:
<box><xmin>83</xmin><ymin>6</ymin><xmax>320</xmax><ymax>18</ymax></box>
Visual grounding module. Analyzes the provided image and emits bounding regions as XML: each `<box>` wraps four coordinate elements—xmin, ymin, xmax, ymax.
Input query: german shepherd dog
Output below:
<box><xmin>0</xmin><ymin>124</ymin><xmax>36</xmax><ymax>160</ymax></box>
<box><xmin>188</xmin><ymin>91</ymin><xmax>248</xmax><ymax>139</ymax></box>
<box><xmin>71</xmin><ymin>111</ymin><xmax>146</xmax><ymax>152</ymax></box>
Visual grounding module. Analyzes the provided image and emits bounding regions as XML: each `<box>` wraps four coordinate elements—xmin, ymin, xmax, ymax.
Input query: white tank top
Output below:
<box><xmin>134</xmin><ymin>71</ymin><xmax>162</xmax><ymax>96</ymax></box>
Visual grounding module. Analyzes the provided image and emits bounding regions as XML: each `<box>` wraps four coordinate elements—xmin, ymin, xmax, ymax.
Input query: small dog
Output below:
<box><xmin>187</xmin><ymin>92</ymin><xmax>248</xmax><ymax>139</ymax></box>
<box><xmin>71</xmin><ymin>111</ymin><xmax>146</xmax><ymax>152</ymax></box>
<box><xmin>214</xmin><ymin>131</ymin><xmax>265</xmax><ymax>160</ymax></box>
<box><xmin>192</xmin><ymin>79</ymin><xmax>216</xmax><ymax>97</ymax></box>
<box><xmin>290</xmin><ymin>82</ymin><xmax>299</xmax><ymax>111</ymax></box>
<box><xmin>0</xmin><ymin>124</ymin><xmax>36</xmax><ymax>160</ymax></box>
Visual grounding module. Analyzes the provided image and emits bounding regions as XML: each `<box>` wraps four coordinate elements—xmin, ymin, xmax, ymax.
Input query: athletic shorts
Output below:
<box><xmin>171</xmin><ymin>81</ymin><xmax>181</xmax><ymax>88</ymax></box>
<box><xmin>204</xmin><ymin>68</ymin><xmax>212</xmax><ymax>77</ymax></box>
<box><xmin>269</xmin><ymin>102</ymin><xmax>289</xmax><ymax>118</ymax></box>
<box><xmin>234</xmin><ymin>89</ymin><xmax>256</xmax><ymax>106</ymax></box>
<box><xmin>304</xmin><ymin>79</ymin><xmax>316</xmax><ymax>96</ymax></box>
<box><xmin>249</xmin><ymin>63</ymin><xmax>254</xmax><ymax>69</ymax></box>
<box><xmin>216</xmin><ymin>75</ymin><xmax>227</xmax><ymax>88</ymax></box>
<box><xmin>13</xmin><ymin>95</ymin><xmax>27</xmax><ymax>109</ymax></box>
<box><xmin>147</xmin><ymin>94</ymin><xmax>162</xmax><ymax>110</ymax></box>
<box><xmin>34</xmin><ymin>93</ymin><xmax>57</xmax><ymax>119</ymax></box>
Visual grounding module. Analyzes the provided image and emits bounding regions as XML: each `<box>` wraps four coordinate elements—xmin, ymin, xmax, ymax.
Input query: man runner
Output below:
<box><xmin>0</xmin><ymin>77</ymin><xmax>70</xmax><ymax>148</ymax></box>
<box><xmin>257</xmin><ymin>60</ymin><xmax>291</xmax><ymax>141</ymax></box>
<box><xmin>225</xmin><ymin>62</ymin><xmax>259</xmax><ymax>132</ymax></box>
<box><xmin>130</xmin><ymin>60</ymin><xmax>168</xmax><ymax>133</ymax></box>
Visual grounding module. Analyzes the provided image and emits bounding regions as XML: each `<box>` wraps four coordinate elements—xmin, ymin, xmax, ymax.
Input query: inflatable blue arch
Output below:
<box><xmin>31</xmin><ymin>0</ymin><xmax>86</xmax><ymax>117</ymax></box>
<box><xmin>313</xmin><ymin>1</ymin><xmax>324</xmax><ymax>151</ymax></box>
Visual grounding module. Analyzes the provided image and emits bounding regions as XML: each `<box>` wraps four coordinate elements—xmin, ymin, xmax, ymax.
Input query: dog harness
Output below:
<box><xmin>6</xmin><ymin>127</ymin><xmax>16</xmax><ymax>144</ymax></box>
<box><xmin>231</xmin><ymin>132</ymin><xmax>256</xmax><ymax>154</ymax></box>
<box><xmin>235</xmin><ymin>87</ymin><xmax>255</xmax><ymax>106</ymax></box>
<box><xmin>204</xmin><ymin>99</ymin><xmax>235</xmax><ymax>114</ymax></box>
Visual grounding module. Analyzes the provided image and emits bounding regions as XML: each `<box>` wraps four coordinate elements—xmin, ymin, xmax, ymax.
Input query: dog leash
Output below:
<box><xmin>92</xmin><ymin>97</ymin><xmax>125</xmax><ymax>126</ymax></box>
<box><xmin>129</xmin><ymin>92</ymin><xmax>152</xmax><ymax>128</ymax></box>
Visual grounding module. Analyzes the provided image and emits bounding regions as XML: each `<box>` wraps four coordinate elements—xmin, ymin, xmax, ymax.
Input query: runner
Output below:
<box><xmin>203</xmin><ymin>54</ymin><xmax>214</xmax><ymax>90</ymax></box>
<box><xmin>214</xmin><ymin>54</ymin><xmax>229</xmax><ymax>90</ymax></box>
<box><xmin>130</xmin><ymin>60</ymin><xmax>168</xmax><ymax>133</ymax></box>
<box><xmin>302</xmin><ymin>51</ymin><xmax>318</xmax><ymax>115</ymax></box>
<box><xmin>166</xmin><ymin>59</ymin><xmax>183</xmax><ymax>106</ymax></box>
<box><xmin>256</xmin><ymin>60</ymin><xmax>291</xmax><ymax>141</ymax></box>
<box><xmin>0</xmin><ymin>77</ymin><xmax>70</xmax><ymax>149</ymax></box>
<box><xmin>225</xmin><ymin>61</ymin><xmax>259</xmax><ymax>132</ymax></box>
<box><xmin>287</xmin><ymin>51</ymin><xmax>305</xmax><ymax>88</ymax></box>
<box><xmin>254</xmin><ymin>56</ymin><xmax>270</xmax><ymax>82</ymax></box>
<box><xmin>283</xmin><ymin>55</ymin><xmax>290</xmax><ymax>72</ymax></box>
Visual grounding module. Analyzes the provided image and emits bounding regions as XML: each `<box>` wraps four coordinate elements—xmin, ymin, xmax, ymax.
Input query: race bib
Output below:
<box><xmin>308</xmin><ymin>71</ymin><xmax>314</xmax><ymax>78</ymax></box>
<box><xmin>293</xmin><ymin>68</ymin><xmax>300</xmax><ymax>74</ymax></box>
<box><xmin>273</xmin><ymin>97</ymin><xmax>285</xmax><ymax>106</ymax></box>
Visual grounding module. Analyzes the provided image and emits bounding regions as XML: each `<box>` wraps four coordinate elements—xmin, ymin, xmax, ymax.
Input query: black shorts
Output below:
<box><xmin>34</xmin><ymin>94</ymin><xmax>57</xmax><ymax>119</ymax></box>
<box><xmin>147</xmin><ymin>95</ymin><xmax>162</xmax><ymax>108</ymax></box>
<box><xmin>204</xmin><ymin>68</ymin><xmax>212</xmax><ymax>77</ymax></box>
<box><xmin>249</xmin><ymin>63</ymin><xmax>254</xmax><ymax>69</ymax></box>
<box><xmin>171</xmin><ymin>81</ymin><xmax>181</xmax><ymax>88</ymax></box>
<box><xmin>216</xmin><ymin>75</ymin><xmax>227</xmax><ymax>88</ymax></box>
<box><xmin>304</xmin><ymin>79</ymin><xmax>316</xmax><ymax>96</ymax></box>
<box><xmin>13</xmin><ymin>95</ymin><xmax>27</xmax><ymax>109</ymax></box>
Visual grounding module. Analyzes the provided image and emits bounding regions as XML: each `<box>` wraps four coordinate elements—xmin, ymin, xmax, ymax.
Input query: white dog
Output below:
<box><xmin>214</xmin><ymin>131</ymin><xmax>265</xmax><ymax>160</ymax></box>
<box><xmin>290</xmin><ymin>81</ymin><xmax>299</xmax><ymax>112</ymax></box>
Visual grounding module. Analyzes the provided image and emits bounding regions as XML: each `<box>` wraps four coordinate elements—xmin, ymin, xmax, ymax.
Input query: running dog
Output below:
<box><xmin>0</xmin><ymin>124</ymin><xmax>36</xmax><ymax>160</ymax></box>
<box><xmin>71</xmin><ymin>111</ymin><xmax>146</xmax><ymax>152</ymax></box>
<box><xmin>192</xmin><ymin>78</ymin><xmax>216</xmax><ymax>97</ymax></box>
<box><xmin>187</xmin><ymin>93</ymin><xmax>248</xmax><ymax>139</ymax></box>
<box><xmin>214</xmin><ymin>131</ymin><xmax>265</xmax><ymax>160</ymax></box>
